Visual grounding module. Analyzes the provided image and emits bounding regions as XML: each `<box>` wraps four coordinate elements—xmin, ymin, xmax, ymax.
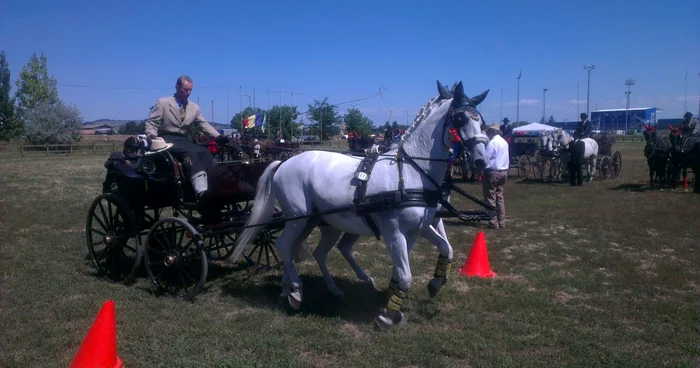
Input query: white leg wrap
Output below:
<box><xmin>191</xmin><ymin>171</ymin><xmax>208</xmax><ymax>196</ymax></box>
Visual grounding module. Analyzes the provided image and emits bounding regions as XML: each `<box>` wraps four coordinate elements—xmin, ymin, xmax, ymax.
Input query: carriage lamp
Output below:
<box><xmin>140</xmin><ymin>159</ymin><xmax>156</xmax><ymax>175</ymax></box>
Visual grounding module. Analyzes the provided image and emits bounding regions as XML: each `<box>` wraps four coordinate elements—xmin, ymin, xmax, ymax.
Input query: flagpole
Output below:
<box><xmin>253</xmin><ymin>87</ymin><xmax>256</xmax><ymax>110</ymax></box>
<box><xmin>291</xmin><ymin>91</ymin><xmax>294</xmax><ymax>139</ymax></box>
<box><xmin>279</xmin><ymin>91</ymin><xmax>282</xmax><ymax>139</ymax></box>
<box><xmin>226</xmin><ymin>85</ymin><xmax>229</xmax><ymax>125</ymax></box>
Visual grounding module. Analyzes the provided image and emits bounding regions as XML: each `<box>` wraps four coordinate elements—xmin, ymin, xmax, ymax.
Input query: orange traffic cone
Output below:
<box><xmin>458</xmin><ymin>232</ymin><xmax>496</xmax><ymax>278</ymax></box>
<box><xmin>69</xmin><ymin>300</ymin><xmax>124</xmax><ymax>368</ymax></box>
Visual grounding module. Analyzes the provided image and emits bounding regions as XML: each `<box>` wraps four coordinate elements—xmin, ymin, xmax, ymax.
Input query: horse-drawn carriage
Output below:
<box><xmin>85</xmin><ymin>81</ymin><xmax>503</xmax><ymax>330</ymax></box>
<box><xmin>199</xmin><ymin>133</ymin><xmax>302</xmax><ymax>163</ymax></box>
<box><xmin>505</xmin><ymin>131</ymin><xmax>542</xmax><ymax>179</ymax></box>
<box><xmin>88</xmin><ymin>138</ymin><xmax>284</xmax><ymax>300</ymax></box>
<box><xmin>593</xmin><ymin>134</ymin><xmax>622</xmax><ymax>180</ymax></box>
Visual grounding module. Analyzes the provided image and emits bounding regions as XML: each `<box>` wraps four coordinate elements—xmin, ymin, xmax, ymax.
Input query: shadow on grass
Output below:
<box><xmin>609</xmin><ymin>183</ymin><xmax>651</xmax><ymax>192</ymax></box>
<box><xmin>220</xmin><ymin>273</ymin><xmax>385</xmax><ymax>323</ymax></box>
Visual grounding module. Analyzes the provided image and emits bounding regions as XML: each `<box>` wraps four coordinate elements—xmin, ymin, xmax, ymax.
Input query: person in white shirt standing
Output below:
<box><xmin>483</xmin><ymin>123</ymin><xmax>510</xmax><ymax>229</ymax></box>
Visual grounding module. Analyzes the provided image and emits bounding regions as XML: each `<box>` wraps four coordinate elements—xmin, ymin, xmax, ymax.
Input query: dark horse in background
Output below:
<box><xmin>642</xmin><ymin>124</ymin><xmax>671</xmax><ymax>190</ymax></box>
<box><xmin>668</xmin><ymin>124</ymin><xmax>700</xmax><ymax>193</ymax></box>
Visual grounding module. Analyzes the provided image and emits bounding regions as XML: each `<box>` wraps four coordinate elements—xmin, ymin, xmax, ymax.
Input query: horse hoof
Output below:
<box><xmin>288</xmin><ymin>293</ymin><xmax>302</xmax><ymax>310</ymax></box>
<box><xmin>375</xmin><ymin>311</ymin><xmax>406</xmax><ymax>332</ymax></box>
<box><xmin>427</xmin><ymin>277</ymin><xmax>447</xmax><ymax>298</ymax></box>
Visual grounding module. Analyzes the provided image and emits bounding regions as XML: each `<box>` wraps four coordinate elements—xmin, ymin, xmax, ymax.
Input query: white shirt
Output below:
<box><xmin>485</xmin><ymin>134</ymin><xmax>509</xmax><ymax>170</ymax></box>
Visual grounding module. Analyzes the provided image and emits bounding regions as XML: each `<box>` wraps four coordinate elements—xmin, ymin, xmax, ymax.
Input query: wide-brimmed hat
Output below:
<box><xmin>684</xmin><ymin>112</ymin><xmax>693</xmax><ymax>118</ymax></box>
<box><xmin>580</xmin><ymin>112</ymin><xmax>588</xmax><ymax>118</ymax></box>
<box><xmin>486</xmin><ymin>123</ymin><xmax>502</xmax><ymax>134</ymax></box>
<box><xmin>502</xmin><ymin>117</ymin><xmax>510</xmax><ymax>123</ymax></box>
<box><xmin>147</xmin><ymin>137</ymin><xmax>173</xmax><ymax>155</ymax></box>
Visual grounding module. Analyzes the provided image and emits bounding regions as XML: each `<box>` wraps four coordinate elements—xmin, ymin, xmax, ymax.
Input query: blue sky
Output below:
<box><xmin>1</xmin><ymin>0</ymin><xmax>698</xmax><ymax>126</ymax></box>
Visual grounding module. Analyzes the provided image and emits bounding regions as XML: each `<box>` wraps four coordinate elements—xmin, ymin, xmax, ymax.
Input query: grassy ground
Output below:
<box><xmin>0</xmin><ymin>141</ymin><xmax>698</xmax><ymax>367</ymax></box>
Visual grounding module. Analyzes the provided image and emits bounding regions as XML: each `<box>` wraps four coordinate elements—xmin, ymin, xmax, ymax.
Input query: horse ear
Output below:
<box><xmin>469</xmin><ymin>89</ymin><xmax>490</xmax><ymax>106</ymax></box>
<box><xmin>452</xmin><ymin>81</ymin><xmax>468</xmax><ymax>106</ymax></box>
<box><xmin>436</xmin><ymin>80</ymin><xmax>453</xmax><ymax>100</ymax></box>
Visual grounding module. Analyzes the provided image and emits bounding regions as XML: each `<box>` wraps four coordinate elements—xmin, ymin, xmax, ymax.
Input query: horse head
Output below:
<box><xmin>442</xmin><ymin>81</ymin><xmax>489</xmax><ymax>169</ymax></box>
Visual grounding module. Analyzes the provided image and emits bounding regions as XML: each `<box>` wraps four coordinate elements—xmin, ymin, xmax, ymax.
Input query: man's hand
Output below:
<box><xmin>146</xmin><ymin>134</ymin><xmax>156</xmax><ymax>146</ymax></box>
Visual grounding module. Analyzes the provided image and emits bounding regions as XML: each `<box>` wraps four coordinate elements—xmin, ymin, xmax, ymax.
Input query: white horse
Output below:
<box><xmin>554</xmin><ymin>129</ymin><xmax>599</xmax><ymax>182</ymax></box>
<box><xmin>230</xmin><ymin>81</ymin><xmax>489</xmax><ymax>330</ymax></box>
<box><xmin>539</xmin><ymin>131</ymin><xmax>562</xmax><ymax>181</ymax></box>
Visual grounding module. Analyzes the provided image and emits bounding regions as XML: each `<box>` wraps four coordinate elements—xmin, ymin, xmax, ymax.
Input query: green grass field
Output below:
<box><xmin>1</xmin><ymin>141</ymin><xmax>698</xmax><ymax>367</ymax></box>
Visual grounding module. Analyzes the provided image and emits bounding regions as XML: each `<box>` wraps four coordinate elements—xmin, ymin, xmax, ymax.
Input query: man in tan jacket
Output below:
<box><xmin>145</xmin><ymin>75</ymin><xmax>224</xmax><ymax>198</ymax></box>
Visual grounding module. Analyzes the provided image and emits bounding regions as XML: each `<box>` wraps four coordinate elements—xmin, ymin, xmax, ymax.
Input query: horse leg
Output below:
<box><xmin>276</xmin><ymin>218</ymin><xmax>317</xmax><ymax>309</ymax></box>
<box><xmin>424</xmin><ymin>218</ymin><xmax>453</xmax><ymax>298</ymax></box>
<box><xmin>376</xmin><ymin>232</ymin><xmax>413</xmax><ymax>331</ymax></box>
<box><xmin>588</xmin><ymin>156</ymin><xmax>596</xmax><ymax>182</ymax></box>
<box><xmin>312</xmin><ymin>226</ymin><xmax>346</xmax><ymax>300</ymax></box>
<box><xmin>682</xmin><ymin>165</ymin><xmax>689</xmax><ymax>192</ymax></box>
<box><xmin>336</xmin><ymin>233</ymin><xmax>377</xmax><ymax>290</ymax></box>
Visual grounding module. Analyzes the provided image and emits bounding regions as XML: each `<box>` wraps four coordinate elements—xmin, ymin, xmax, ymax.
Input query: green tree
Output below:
<box><xmin>23</xmin><ymin>100</ymin><xmax>82</xmax><ymax>144</ymax></box>
<box><xmin>231</xmin><ymin>106</ymin><xmax>299</xmax><ymax>139</ymax></box>
<box><xmin>307</xmin><ymin>98</ymin><xmax>339</xmax><ymax>140</ymax></box>
<box><xmin>119</xmin><ymin>120</ymin><xmax>146</xmax><ymax>135</ymax></box>
<box><xmin>14</xmin><ymin>53</ymin><xmax>58</xmax><ymax>119</ymax></box>
<box><xmin>547</xmin><ymin>115</ymin><xmax>556</xmax><ymax>124</ymax></box>
<box><xmin>343</xmin><ymin>108</ymin><xmax>374</xmax><ymax>136</ymax></box>
<box><xmin>0</xmin><ymin>50</ymin><xmax>22</xmax><ymax>141</ymax></box>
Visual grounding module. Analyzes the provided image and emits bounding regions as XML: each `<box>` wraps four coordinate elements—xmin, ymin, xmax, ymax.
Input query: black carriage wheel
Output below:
<box><xmin>85</xmin><ymin>193</ymin><xmax>142</xmax><ymax>284</ymax></box>
<box><xmin>612</xmin><ymin>151</ymin><xmax>622</xmax><ymax>178</ymax></box>
<box><xmin>144</xmin><ymin>218</ymin><xmax>208</xmax><ymax>301</ymax></box>
<box><xmin>540</xmin><ymin>158</ymin><xmax>552</xmax><ymax>181</ymax></box>
<box><xmin>599</xmin><ymin>156</ymin><xmax>612</xmax><ymax>180</ymax></box>
<box><xmin>204</xmin><ymin>231</ymin><xmax>238</xmax><ymax>261</ymax></box>
<box><xmin>243</xmin><ymin>226</ymin><xmax>283</xmax><ymax>269</ymax></box>
<box><xmin>518</xmin><ymin>155</ymin><xmax>531</xmax><ymax>180</ymax></box>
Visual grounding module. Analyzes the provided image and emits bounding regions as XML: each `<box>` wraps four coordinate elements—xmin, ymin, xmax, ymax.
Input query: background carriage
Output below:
<box><xmin>593</xmin><ymin>133</ymin><xmax>622</xmax><ymax>180</ymax></box>
<box><xmin>506</xmin><ymin>131</ymin><xmax>543</xmax><ymax>179</ymax></box>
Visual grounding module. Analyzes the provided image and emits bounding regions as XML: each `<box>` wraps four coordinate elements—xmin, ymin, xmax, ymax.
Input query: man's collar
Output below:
<box><xmin>174</xmin><ymin>94</ymin><xmax>188</xmax><ymax>106</ymax></box>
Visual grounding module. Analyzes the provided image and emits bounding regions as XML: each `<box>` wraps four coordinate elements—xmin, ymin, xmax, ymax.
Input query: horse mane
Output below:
<box><xmin>398</xmin><ymin>96</ymin><xmax>440</xmax><ymax>143</ymax></box>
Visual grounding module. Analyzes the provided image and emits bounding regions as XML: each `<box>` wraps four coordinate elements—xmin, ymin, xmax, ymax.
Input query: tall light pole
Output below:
<box><xmin>241</xmin><ymin>94</ymin><xmax>251</xmax><ymax>108</ymax></box>
<box><xmin>542</xmin><ymin>88</ymin><xmax>548</xmax><ymax>123</ymax></box>
<box><xmin>583</xmin><ymin>64</ymin><xmax>595</xmax><ymax>117</ymax></box>
<box><xmin>500</xmin><ymin>86</ymin><xmax>504</xmax><ymax>122</ymax></box>
<box><xmin>516</xmin><ymin>70</ymin><xmax>522</xmax><ymax>124</ymax></box>
<box><xmin>625</xmin><ymin>78</ymin><xmax>635</xmax><ymax>134</ymax></box>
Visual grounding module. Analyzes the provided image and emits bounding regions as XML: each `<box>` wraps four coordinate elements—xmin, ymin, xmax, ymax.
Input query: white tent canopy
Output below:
<box><xmin>512</xmin><ymin>122</ymin><xmax>558</xmax><ymax>132</ymax></box>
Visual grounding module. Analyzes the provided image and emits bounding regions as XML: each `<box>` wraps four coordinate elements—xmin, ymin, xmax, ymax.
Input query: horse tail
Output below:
<box><xmin>229</xmin><ymin>160</ymin><xmax>283</xmax><ymax>264</ymax></box>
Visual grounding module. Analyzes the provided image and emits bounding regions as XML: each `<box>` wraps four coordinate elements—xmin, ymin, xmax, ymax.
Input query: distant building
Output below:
<box><xmin>591</xmin><ymin>108</ymin><xmax>658</xmax><ymax>133</ymax></box>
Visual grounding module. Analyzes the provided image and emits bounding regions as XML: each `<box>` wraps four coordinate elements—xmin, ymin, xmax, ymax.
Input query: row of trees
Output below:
<box><xmin>0</xmin><ymin>50</ymin><xmax>83</xmax><ymax>144</ymax></box>
<box><xmin>230</xmin><ymin>100</ymin><xmax>407</xmax><ymax>141</ymax></box>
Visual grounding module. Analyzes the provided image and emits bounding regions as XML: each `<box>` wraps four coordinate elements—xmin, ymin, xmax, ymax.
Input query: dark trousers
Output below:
<box><xmin>568</xmin><ymin>161</ymin><xmax>583</xmax><ymax>186</ymax></box>
<box><xmin>161</xmin><ymin>135</ymin><xmax>214</xmax><ymax>177</ymax></box>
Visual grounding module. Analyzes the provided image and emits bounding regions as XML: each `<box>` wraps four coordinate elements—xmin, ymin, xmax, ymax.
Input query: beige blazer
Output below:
<box><xmin>144</xmin><ymin>96</ymin><xmax>219</xmax><ymax>138</ymax></box>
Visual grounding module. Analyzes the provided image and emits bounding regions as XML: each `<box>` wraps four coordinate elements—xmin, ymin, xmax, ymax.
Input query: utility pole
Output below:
<box><xmin>625</xmin><ymin>78</ymin><xmax>635</xmax><ymax>134</ymax></box>
<box><xmin>500</xmin><ymin>86</ymin><xmax>504</xmax><ymax>122</ymax></box>
<box><xmin>516</xmin><ymin>70</ymin><xmax>522</xmax><ymax>124</ymax></box>
<box><xmin>211</xmin><ymin>100</ymin><xmax>214</xmax><ymax>124</ymax></box>
<box><xmin>583</xmin><ymin>64</ymin><xmax>595</xmax><ymax>117</ymax></box>
<box><xmin>542</xmin><ymin>88</ymin><xmax>548</xmax><ymax>123</ymax></box>
<box><xmin>683</xmin><ymin>71</ymin><xmax>688</xmax><ymax>112</ymax></box>
<box><xmin>226</xmin><ymin>85</ymin><xmax>229</xmax><ymax>124</ymax></box>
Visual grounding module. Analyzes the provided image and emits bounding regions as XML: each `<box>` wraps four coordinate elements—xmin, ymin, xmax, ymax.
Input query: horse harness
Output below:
<box><xmin>350</xmin><ymin>103</ymin><xmax>489</xmax><ymax>240</ymax></box>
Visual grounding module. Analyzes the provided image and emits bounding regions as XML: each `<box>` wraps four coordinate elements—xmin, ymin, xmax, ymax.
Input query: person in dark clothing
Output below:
<box><xmin>680</xmin><ymin>112</ymin><xmax>696</xmax><ymax>136</ymax></box>
<box><xmin>499</xmin><ymin>117</ymin><xmax>513</xmax><ymax>136</ymax></box>
<box><xmin>573</xmin><ymin>113</ymin><xmax>592</xmax><ymax>140</ymax></box>
<box><xmin>567</xmin><ymin>140</ymin><xmax>585</xmax><ymax>186</ymax></box>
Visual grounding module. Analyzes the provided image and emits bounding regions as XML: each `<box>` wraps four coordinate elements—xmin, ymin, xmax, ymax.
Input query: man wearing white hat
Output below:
<box><xmin>145</xmin><ymin>75</ymin><xmax>225</xmax><ymax>198</ymax></box>
<box><xmin>483</xmin><ymin>123</ymin><xmax>509</xmax><ymax>229</ymax></box>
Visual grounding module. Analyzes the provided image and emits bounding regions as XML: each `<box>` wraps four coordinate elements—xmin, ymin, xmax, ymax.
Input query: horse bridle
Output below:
<box><xmin>444</xmin><ymin>104</ymin><xmax>488</xmax><ymax>153</ymax></box>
